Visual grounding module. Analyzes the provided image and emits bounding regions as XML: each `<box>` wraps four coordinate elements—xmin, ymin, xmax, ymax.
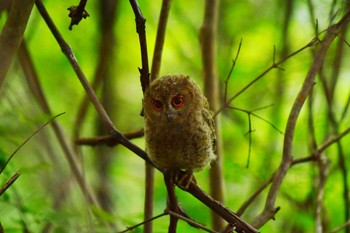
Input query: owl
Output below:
<box><xmin>143</xmin><ymin>74</ymin><xmax>216</xmax><ymax>173</ymax></box>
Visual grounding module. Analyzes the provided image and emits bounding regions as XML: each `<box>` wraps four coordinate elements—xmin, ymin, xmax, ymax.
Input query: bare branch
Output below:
<box><xmin>0</xmin><ymin>0</ymin><xmax>35</xmax><ymax>87</ymax></box>
<box><xmin>129</xmin><ymin>0</ymin><xmax>150</xmax><ymax>93</ymax></box>
<box><xmin>176</xmin><ymin>174</ymin><xmax>259</xmax><ymax>233</ymax></box>
<box><xmin>236</xmin><ymin>124</ymin><xmax>350</xmax><ymax>218</ymax></box>
<box><xmin>145</xmin><ymin>1</ymin><xmax>171</xmax><ymax>231</ymax></box>
<box><xmin>251</xmin><ymin>11</ymin><xmax>350</xmax><ymax>228</ymax></box>
<box><xmin>117</xmin><ymin>212</ymin><xmax>168</xmax><ymax>233</ymax></box>
<box><xmin>315</xmin><ymin>156</ymin><xmax>330</xmax><ymax>233</ymax></box>
<box><xmin>166</xmin><ymin>210</ymin><xmax>218</xmax><ymax>233</ymax></box>
<box><xmin>200</xmin><ymin>0</ymin><xmax>225</xmax><ymax>229</ymax></box>
<box><xmin>67</xmin><ymin>0</ymin><xmax>89</xmax><ymax>30</ymax></box>
<box><xmin>75</xmin><ymin>129</ymin><xmax>144</xmax><ymax>147</ymax></box>
<box><xmin>35</xmin><ymin>0</ymin><xmax>116</xmax><ymax>133</ymax></box>
<box><xmin>222</xmin><ymin>38</ymin><xmax>243</xmax><ymax>108</ymax></box>
<box><xmin>328</xmin><ymin>219</ymin><xmax>350</xmax><ymax>233</ymax></box>
<box><xmin>215</xmin><ymin>35</ymin><xmax>321</xmax><ymax>115</ymax></box>
<box><xmin>0</xmin><ymin>113</ymin><xmax>65</xmax><ymax>174</ymax></box>
<box><xmin>0</xmin><ymin>172</ymin><xmax>20</xmax><ymax>196</ymax></box>
<box><xmin>163</xmin><ymin>173</ymin><xmax>179</xmax><ymax>233</ymax></box>
<box><xmin>150</xmin><ymin>0</ymin><xmax>172</xmax><ymax>81</ymax></box>
<box><xmin>18</xmin><ymin>41</ymin><xmax>99</xmax><ymax>207</ymax></box>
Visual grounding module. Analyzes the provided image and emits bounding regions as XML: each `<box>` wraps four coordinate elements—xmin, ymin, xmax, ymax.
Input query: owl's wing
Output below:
<box><xmin>201</xmin><ymin>103</ymin><xmax>216</xmax><ymax>151</ymax></box>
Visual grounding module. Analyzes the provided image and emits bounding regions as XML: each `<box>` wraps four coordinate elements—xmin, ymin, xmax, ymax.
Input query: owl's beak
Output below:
<box><xmin>167</xmin><ymin>112</ymin><xmax>177</xmax><ymax>122</ymax></box>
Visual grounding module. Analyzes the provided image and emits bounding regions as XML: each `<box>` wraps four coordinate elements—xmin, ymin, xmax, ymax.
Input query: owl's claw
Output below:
<box><xmin>174</xmin><ymin>170</ymin><xmax>196</xmax><ymax>190</ymax></box>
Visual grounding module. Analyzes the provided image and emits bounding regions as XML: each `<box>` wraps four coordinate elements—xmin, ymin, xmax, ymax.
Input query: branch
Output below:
<box><xmin>0</xmin><ymin>0</ymin><xmax>35</xmax><ymax>88</ymax></box>
<box><xmin>315</xmin><ymin>155</ymin><xmax>330</xmax><ymax>233</ymax></box>
<box><xmin>144</xmin><ymin>1</ymin><xmax>171</xmax><ymax>230</ymax></box>
<box><xmin>328</xmin><ymin>219</ymin><xmax>350</xmax><ymax>233</ymax></box>
<box><xmin>200</xmin><ymin>0</ymin><xmax>225</xmax><ymax>229</ymax></box>
<box><xmin>75</xmin><ymin>129</ymin><xmax>144</xmax><ymax>147</ymax></box>
<box><xmin>35</xmin><ymin>0</ymin><xmax>156</xmax><ymax>168</ymax></box>
<box><xmin>117</xmin><ymin>212</ymin><xmax>167</xmax><ymax>233</ymax></box>
<box><xmin>35</xmin><ymin>0</ymin><xmax>116</xmax><ymax>133</ymax></box>
<box><xmin>0</xmin><ymin>113</ymin><xmax>65</xmax><ymax>174</ymax></box>
<box><xmin>222</xmin><ymin>38</ymin><xmax>242</xmax><ymax>111</ymax></box>
<box><xmin>129</xmin><ymin>0</ymin><xmax>150</xmax><ymax>93</ymax></box>
<box><xmin>67</xmin><ymin>0</ymin><xmax>89</xmax><ymax>30</ymax></box>
<box><xmin>0</xmin><ymin>172</ymin><xmax>20</xmax><ymax>196</ymax></box>
<box><xmin>251</xmin><ymin>11</ymin><xmax>350</xmax><ymax>228</ymax></box>
<box><xmin>164</xmin><ymin>173</ymin><xmax>179</xmax><ymax>233</ymax></box>
<box><xmin>215</xmin><ymin>34</ymin><xmax>321</xmax><ymax>115</ymax></box>
<box><xmin>18</xmin><ymin>41</ymin><xmax>100</xmax><ymax>206</ymax></box>
<box><xmin>176</xmin><ymin>175</ymin><xmax>259</xmax><ymax>233</ymax></box>
<box><xmin>166</xmin><ymin>210</ymin><xmax>218</xmax><ymax>233</ymax></box>
<box><xmin>150</xmin><ymin>0</ymin><xmax>171</xmax><ymax>81</ymax></box>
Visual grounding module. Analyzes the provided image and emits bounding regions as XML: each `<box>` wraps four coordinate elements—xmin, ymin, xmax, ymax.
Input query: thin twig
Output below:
<box><xmin>328</xmin><ymin>219</ymin><xmax>350</xmax><ymax>233</ymax></box>
<box><xmin>222</xmin><ymin>38</ymin><xmax>243</xmax><ymax>109</ymax></box>
<box><xmin>228</xmin><ymin>105</ymin><xmax>283</xmax><ymax>135</ymax></box>
<box><xmin>0</xmin><ymin>172</ymin><xmax>20</xmax><ymax>196</ymax></box>
<box><xmin>18</xmin><ymin>40</ymin><xmax>99</xmax><ymax>206</ymax></box>
<box><xmin>75</xmin><ymin>129</ymin><xmax>144</xmax><ymax>147</ymax></box>
<box><xmin>251</xmin><ymin>11</ymin><xmax>350</xmax><ymax>228</ymax></box>
<box><xmin>237</xmin><ymin>125</ymin><xmax>350</xmax><ymax>218</ymax></box>
<box><xmin>166</xmin><ymin>210</ymin><xmax>218</xmax><ymax>233</ymax></box>
<box><xmin>117</xmin><ymin>212</ymin><xmax>168</xmax><ymax>233</ymax></box>
<box><xmin>215</xmin><ymin>35</ymin><xmax>321</xmax><ymax>115</ymax></box>
<box><xmin>245</xmin><ymin>113</ymin><xmax>253</xmax><ymax>168</ymax></box>
<box><xmin>236</xmin><ymin>173</ymin><xmax>275</xmax><ymax>217</ymax></box>
<box><xmin>0</xmin><ymin>113</ymin><xmax>65</xmax><ymax>174</ymax></box>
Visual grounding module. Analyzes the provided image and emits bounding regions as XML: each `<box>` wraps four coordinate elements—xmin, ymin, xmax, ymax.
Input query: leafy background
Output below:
<box><xmin>1</xmin><ymin>0</ymin><xmax>350</xmax><ymax>232</ymax></box>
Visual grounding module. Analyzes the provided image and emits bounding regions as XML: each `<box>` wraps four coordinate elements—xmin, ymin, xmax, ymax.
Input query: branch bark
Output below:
<box><xmin>177</xmin><ymin>176</ymin><xmax>259</xmax><ymax>233</ymax></box>
<box><xmin>18</xmin><ymin>41</ymin><xmax>99</xmax><ymax>206</ymax></box>
<box><xmin>200</xmin><ymin>0</ymin><xmax>225</xmax><ymax>230</ymax></box>
<box><xmin>251</xmin><ymin>10</ymin><xmax>350</xmax><ymax>228</ymax></box>
<box><xmin>129</xmin><ymin>0</ymin><xmax>150</xmax><ymax>93</ymax></box>
<box><xmin>0</xmin><ymin>0</ymin><xmax>35</xmax><ymax>88</ymax></box>
<box><xmin>144</xmin><ymin>0</ymin><xmax>171</xmax><ymax>231</ymax></box>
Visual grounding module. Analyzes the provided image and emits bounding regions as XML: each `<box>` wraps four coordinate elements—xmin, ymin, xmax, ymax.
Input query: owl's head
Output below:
<box><xmin>143</xmin><ymin>75</ymin><xmax>204</xmax><ymax>123</ymax></box>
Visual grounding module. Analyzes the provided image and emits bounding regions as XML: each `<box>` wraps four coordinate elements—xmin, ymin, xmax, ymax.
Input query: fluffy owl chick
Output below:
<box><xmin>143</xmin><ymin>74</ymin><xmax>216</xmax><ymax>173</ymax></box>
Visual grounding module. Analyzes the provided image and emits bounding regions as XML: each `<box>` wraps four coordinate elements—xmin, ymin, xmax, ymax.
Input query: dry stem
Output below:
<box><xmin>0</xmin><ymin>0</ymin><xmax>35</xmax><ymax>87</ymax></box>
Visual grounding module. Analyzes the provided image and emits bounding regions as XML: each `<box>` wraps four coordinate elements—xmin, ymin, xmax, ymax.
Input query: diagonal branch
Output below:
<box><xmin>0</xmin><ymin>0</ymin><xmax>35</xmax><ymax>88</ymax></box>
<box><xmin>0</xmin><ymin>112</ymin><xmax>65</xmax><ymax>174</ymax></box>
<box><xmin>0</xmin><ymin>172</ymin><xmax>20</xmax><ymax>196</ymax></box>
<box><xmin>18</xmin><ymin>41</ymin><xmax>99</xmax><ymax>206</ymax></box>
<box><xmin>251</xmin><ymin>10</ymin><xmax>350</xmax><ymax>228</ymax></box>
<box><xmin>177</xmin><ymin>176</ymin><xmax>259</xmax><ymax>233</ymax></box>
<box><xmin>35</xmin><ymin>0</ymin><xmax>156</xmax><ymax>168</ymax></box>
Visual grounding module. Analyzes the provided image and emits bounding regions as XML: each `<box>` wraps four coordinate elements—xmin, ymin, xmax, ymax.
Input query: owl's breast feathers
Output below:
<box><xmin>145</xmin><ymin>108</ymin><xmax>216</xmax><ymax>172</ymax></box>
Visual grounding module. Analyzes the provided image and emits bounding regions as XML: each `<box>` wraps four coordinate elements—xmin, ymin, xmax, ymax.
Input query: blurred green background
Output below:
<box><xmin>1</xmin><ymin>0</ymin><xmax>350</xmax><ymax>232</ymax></box>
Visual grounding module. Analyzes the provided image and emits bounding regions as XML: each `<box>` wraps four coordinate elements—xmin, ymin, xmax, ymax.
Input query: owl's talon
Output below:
<box><xmin>174</xmin><ymin>170</ymin><xmax>196</xmax><ymax>190</ymax></box>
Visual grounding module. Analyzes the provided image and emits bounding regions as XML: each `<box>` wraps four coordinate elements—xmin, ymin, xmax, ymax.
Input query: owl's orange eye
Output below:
<box><xmin>172</xmin><ymin>95</ymin><xmax>184</xmax><ymax>107</ymax></box>
<box><xmin>153</xmin><ymin>100</ymin><xmax>163</xmax><ymax>111</ymax></box>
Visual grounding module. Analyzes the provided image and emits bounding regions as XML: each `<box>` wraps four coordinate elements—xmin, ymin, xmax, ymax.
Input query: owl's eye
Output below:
<box><xmin>153</xmin><ymin>100</ymin><xmax>163</xmax><ymax>111</ymax></box>
<box><xmin>171</xmin><ymin>95</ymin><xmax>184</xmax><ymax>107</ymax></box>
